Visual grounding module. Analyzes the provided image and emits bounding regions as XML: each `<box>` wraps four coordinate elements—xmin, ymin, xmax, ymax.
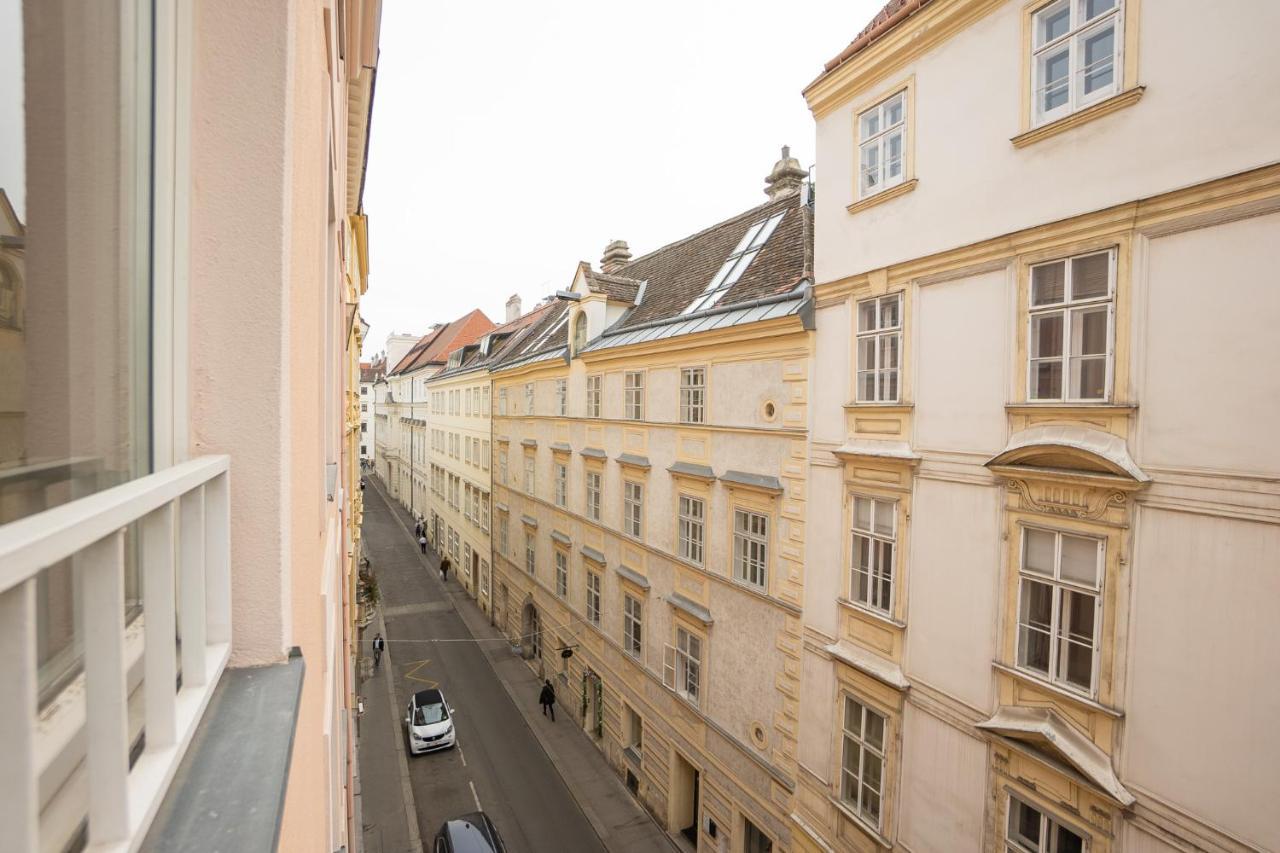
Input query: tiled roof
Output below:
<box><xmin>430</xmin><ymin>306</ymin><xmax>551</xmax><ymax>380</ymax></box>
<box><xmin>582</xmin><ymin>268</ymin><xmax>643</xmax><ymax>304</ymax></box>
<box><xmin>604</xmin><ymin>191</ymin><xmax>809</xmax><ymax>330</ymax></box>
<box><xmin>811</xmin><ymin>0</ymin><xmax>935</xmax><ymax>87</ymax></box>
<box><xmin>359</xmin><ymin>362</ymin><xmax>381</xmax><ymax>383</ymax></box>
<box><xmin>488</xmin><ymin>299</ymin><xmax>573</xmax><ymax>373</ymax></box>
<box><xmin>389</xmin><ymin>308</ymin><xmax>494</xmax><ymax>375</ymax></box>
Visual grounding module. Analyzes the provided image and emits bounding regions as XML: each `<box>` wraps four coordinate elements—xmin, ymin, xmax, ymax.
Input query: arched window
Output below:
<box><xmin>573</xmin><ymin>311</ymin><xmax>588</xmax><ymax>354</ymax></box>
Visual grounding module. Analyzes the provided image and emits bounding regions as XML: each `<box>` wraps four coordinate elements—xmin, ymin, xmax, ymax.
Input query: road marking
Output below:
<box><xmin>458</xmin><ymin>746</ymin><xmax>467</xmax><ymax>767</ymax></box>
<box><xmin>469</xmin><ymin>780</ymin><xmax>482</xmax><ymax>812</ymax></box>
<box><xmin>403</xmin><ymin>659</ymin><xmax>437</xmax><ymax>686</ymax></box>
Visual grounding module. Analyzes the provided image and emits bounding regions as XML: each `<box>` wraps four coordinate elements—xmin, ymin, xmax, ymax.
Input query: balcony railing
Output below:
<box><xmin>0</xmin><ymin>455</ymin><xmax>231</xmax><ymax>852</ymax></box>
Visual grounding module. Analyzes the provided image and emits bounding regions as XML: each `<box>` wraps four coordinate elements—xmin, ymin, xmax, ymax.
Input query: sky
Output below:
<box><xmin>359</xmin><ymin>0</ymin><xmax>883</xmax><ymax>359</ymax></box>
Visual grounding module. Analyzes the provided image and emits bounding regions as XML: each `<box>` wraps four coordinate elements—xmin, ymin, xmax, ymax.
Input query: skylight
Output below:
<box><xmin>682</xmin><ymin>210</ymin><xmax>786</xmax><ymax>315</ymax></box>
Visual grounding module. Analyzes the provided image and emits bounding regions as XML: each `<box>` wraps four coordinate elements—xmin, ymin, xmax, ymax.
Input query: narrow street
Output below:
<box><xmin>358</xmin><ymin>478</ymin><xmax>606</xmax><ymax>853</ymax></box>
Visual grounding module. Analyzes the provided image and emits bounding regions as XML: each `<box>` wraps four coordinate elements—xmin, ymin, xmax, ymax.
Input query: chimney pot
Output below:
<box><xmin>764</xmin><ymin>145</ymin><xmax>807</xmax><ymax>200</ymax></box>
<box><xmin>601</xmin><ymin>239</ymin><xmax>633</xmax><ymax>274</ymax></box>
<box><xmin>505</xmin><ymin>293</ymin><xmax>522</xmax><ymax>322</ymax></box>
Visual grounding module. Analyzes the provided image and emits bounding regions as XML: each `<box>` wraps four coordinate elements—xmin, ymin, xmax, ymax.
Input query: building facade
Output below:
<box><xmin>487</xmin><ymin>151</ymin><xmax>816</xmax><ymax>852</ymax></box>
<box><xmin>360</xmin><ymin>356</ymin><xmax>381</xmax><ymax>463</ymax></box>
<box><xmin>796</xmin><ymin>1</ymin><xmax>1280</xmax><ymax>852</ymax></box>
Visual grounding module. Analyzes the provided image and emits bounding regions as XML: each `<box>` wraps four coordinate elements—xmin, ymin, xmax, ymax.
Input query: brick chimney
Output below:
<box><xmin>505</xmin><ymin>293</ymin><xmax>522</xmax><ymax>322</ymax></box>
<box><xmin>601</xmin><ymin>240</ymin><xmax>632</xmax><ymax>273</ymax></box>
<box><xmin>764</xmin><ymin>145</ymin><xmax>807</xmax><ymax>199</ymax></box>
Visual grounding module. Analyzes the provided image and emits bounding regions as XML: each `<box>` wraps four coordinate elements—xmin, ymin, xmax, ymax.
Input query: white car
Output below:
<box><xmin>405</xmin><ymin>688</ymin><xmax>457</xmax><ymax>755</ymax></box>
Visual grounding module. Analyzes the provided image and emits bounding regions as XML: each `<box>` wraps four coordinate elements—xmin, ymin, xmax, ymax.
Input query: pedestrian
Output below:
<box><xmin>539</xmin><ymin>679</ymin><xmax>556</xmax><ymax>721</ymax></box>
<box><xmin>372</xmin><ymin>633</ymin><xmax>385</xmax><ymax>668</ymax></box>
<box><xmin>419</xmin><ymin>534</ymin><xmax>427</xmax><ymax>555</ymax></box>
<box><xmin>439</xmin><ymin>555</ymin><xmax>451</xmax><ymax>582</ymax></box>
<box><xmin>414</xmin><ymin>520</ymin><xmax>422</xmax><ymax>538</ymax></box>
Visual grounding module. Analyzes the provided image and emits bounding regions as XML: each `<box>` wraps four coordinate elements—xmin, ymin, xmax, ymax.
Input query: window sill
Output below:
<box><xmin>829</xmin><ymin>797</ymin><xmax>892</xmax><ymax>850</ymax></box>
<box><xmin>837</xmin><ymin>597</ymin><xmax>906</xmax><ymax>629</ymax></box>
<box><xmin>842</xmin><ymin>401</ymin><xmax>913</xmax><ymax>412</ymax></box>
<box><xmin>1006</xmin><ymin>402</ymin><xmax>1137</xmax><ymax>416</ymax></box>
<box><xmin>845</xmin><ymin>178</ymin><xmax>917</xmax><ymax>216</ymax></box>
<box><xmin>1012</xmin><ymin>87</ymin><xmax>1146</xmax><ymax>149</ymax></box>
<box><xmin>623</xmin><ymin>746</ymin><xmax>642</xmax><ymax>767</ymax></box>
<box><xmin>991</xmin><ymin>662</ymin><xmax>1123</xmax><ymax>719</ymax></box>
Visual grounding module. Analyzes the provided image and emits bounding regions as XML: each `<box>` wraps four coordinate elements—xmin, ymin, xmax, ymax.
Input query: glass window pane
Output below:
<box><xmin>873</xmin><ymin>502</ymin><xmax>894</xmax><ymax>537</ymax></box>
<box><xmin>1022</xmin><ymin>579</ymin><xmax>1054</xmax><ymax>630</ymax></box>
<box><xmin>1071</xmin><ymin>306</ymin><xmax>1108</xmax><ymax>357</ymax></box>
<box><xmin>885</xmin><ymin>94</ymin><xmax>904</xmax><ymax>127</ymax></box>
<box><xmin>860</xmin><ymin>143</ymin><xmax>880</xmax><ymax>191</ymax></box>
<box><xmin>858</xmin><ymin>336</ymin><xmax>878</xmax><ymax>370</ymax></box>
<box><xmin>1081</xmin><ymin>24</ymin><xmax>1115</xmax><ymax>94</ymax></box>
<box><xmin>1041</xmin><ymin>48</ymin><xmax>1070</xmax><ymax>112</ymax></box>
<box><xmin>1056</xmin><ymin>823</ymin><xmax>1086</xmax><ymax>853</ymax></box>
<box><xmin>1031</xmin><ymin>312</ymin><xmax>1063</xmax><ymax>358</ymax></box>
<box><xmin>1032</xmin><ymin>359</ymin><xmax>1063</xmax><ymax>399</ymax></box>
<box><xmin>1032</xmin><ymin>261</ymin><xmax>1066</xmax><ymax>305</ymax></box>
<box><xmin>858</xmin><ymin>300</ymin><xmax>878</xmax><ymax>332</ymax></box>
<box><xmin>1023</xmin><ymin>529</ymin><xmax>1056</xmax><ymax>576</ymax></box>
<box><xmin>1071</xmin><ymin>356</ymin><xmax>1106</xmax><ymax>399</ymax></box>
<box><xmin>1071</xmin><ymin>252</ymin><xmax>1110</xmax><ymax>299</ymax></box>
<box><xmin>880</xmin><ymin>295</ymin><xmax>900</xmax><ymax>328</ymax></box>
<box><xmin>1063</xmin><ymin>590</ymin><xmax>1096</xmax><ymax>642</ymax></box>
<box><xmin>1037</xmin><ymin>1</ymin><xmax>1071</xmax><ymax>44</ymax></box>
<box><xmin>887</xmin><ymin>131</ymin><xmax>903</xmax><ymax>178</ymax></box>
<box><xmin>1060</xmin><ymin>535</ymin><xmax>1100</xmax><ymax>586</ymax></box>
<box><xmin>1010</xmin><ymin>799</ymin><xmax>1043</xmax><ymax>848</ymax></box>
<box><xmin>854</xmin><ymin>497</ymin><xmax>872</xmax><ymax>531</ymax></box>
<box><xmin>880</xmin><ymin>333</ymin><xmax>899</xmax><ymax>370</ymax></box>
<box><xmin>860</xmin><ymin>109</ymin><xmax>880</xmax><ymax>138</ymax></box>
<box><xmin>865</xmin><ymin>710</ymin><xmax>885</xmax><ymax>750</ymax></box>
<box><xmin>857</xmin><ymin>371</ymin><xmax>877</xmax><ymax>402</ymax></box>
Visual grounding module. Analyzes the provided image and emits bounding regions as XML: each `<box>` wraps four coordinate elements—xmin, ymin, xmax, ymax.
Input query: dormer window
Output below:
<box><xmin>573</xmin><ymin>311</ymin><xmax>588</xmax><ymax>354</ymax></box>
<box><xmin>682</xmin><ymin>211</ymin><xmax>786</xmax><ymax>315</ymax></box>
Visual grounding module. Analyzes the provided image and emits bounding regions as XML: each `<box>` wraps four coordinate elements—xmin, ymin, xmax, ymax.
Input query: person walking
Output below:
<box><xmin>439</xmin><ymin>555</ymin><xmax>451</xmax><ymax>583</ymax></box>
<box><xmin>414</xmin><ymin>519</ymin><xmax>423</xmax><ymax>538</ymax></box>
<box><xmin>372</xmin><ymin>633</ymin><xmax>385</xmax><ymax>669</ymax></box>
<box><xmin>538</xmin><ymin>679</ymin><xmax>557</xmax><ymax>721</ymax></box>
<box><xmin>419</xmin><ymin>534</ymin><xmax>427</xmax><ymax>555</ymax></box>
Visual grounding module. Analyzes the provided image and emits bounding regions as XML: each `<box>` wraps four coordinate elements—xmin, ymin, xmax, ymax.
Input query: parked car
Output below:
<box><xmin>404</xmin><ymin>688</ymin><xmax>456</xmax><ymax>755</ymax></box>
<box><xmin>433</xmin><ymin>812</ymin><xmax>506</xmax><ymax>853</ymax></box>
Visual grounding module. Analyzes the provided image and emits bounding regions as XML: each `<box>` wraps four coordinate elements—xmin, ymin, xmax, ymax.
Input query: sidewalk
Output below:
<box><xmin>369</xmin><ymin>476</ymin><xmax>679</xmax><ymax>853</ymax></box>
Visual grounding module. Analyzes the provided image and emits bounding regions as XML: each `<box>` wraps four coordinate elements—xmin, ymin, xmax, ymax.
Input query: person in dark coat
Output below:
<box><xmin>539</xmin><ymin>679</ymin><xmax>556</xmax><ymax>721</ymax></box>
<box><xmin>439</xmin><ymin>556</ymin><xmax>451</xmax><ymax>582</ymax></box>
<box><xmin>414</xmin><ymin>520</ymin><xmax>422</xmax><ymax>538</ymax></box>
<box><xmin>419</xmin><ymin>535</ymin><xmax>427</xmax><ymax>555</ymax></box>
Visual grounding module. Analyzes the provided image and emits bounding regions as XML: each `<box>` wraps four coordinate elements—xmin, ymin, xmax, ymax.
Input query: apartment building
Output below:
<box><xmin>0</xmin><ymin>0</ymin><xmax>382</xmax><ymax>850</ymax></box>
<box><xmin>488</xmin><ymin>150</ymin><xmax>814</xmax><ymax>852</ymax></box>
<box><xmin>797</xmin><ymin>1</ymin><xmax>1280</xmax><ymax>851</ymax></box>
<box><xmin>360</xmin><ymin>357</ymin><xmax>382</xmax><ymax>462</ymax></box>
<box><xmin>372</xmin><ymin>332</ymin><xmax>417</xmax><ymax>489</ymax></box>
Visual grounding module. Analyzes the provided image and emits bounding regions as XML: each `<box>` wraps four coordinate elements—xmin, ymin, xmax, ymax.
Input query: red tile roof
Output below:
<box><xmin>389</xmin><ymin>308</ymin><xmax>495</xmax><ymax>376</ymax></box>
<box><xmin>809</xmin><ymin>0</ymin><xmax>934</xmax><ymax>89</ymax></box>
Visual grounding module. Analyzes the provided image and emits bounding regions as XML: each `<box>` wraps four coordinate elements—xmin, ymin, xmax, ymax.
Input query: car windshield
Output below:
<box><xmin>414</xmin><ymin>701</ymin><xmax>448</xmax><ymax>726</ymax></box>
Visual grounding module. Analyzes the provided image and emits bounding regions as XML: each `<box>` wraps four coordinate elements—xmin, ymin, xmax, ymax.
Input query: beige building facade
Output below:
<box><xmin>797</xmin><ymin>1</ymin><xmax>1280</xmax><ymax>852</ymax></box>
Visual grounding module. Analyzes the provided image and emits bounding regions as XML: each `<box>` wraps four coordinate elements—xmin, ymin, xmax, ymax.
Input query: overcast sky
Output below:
<box><xmin>360</xmin><ymin>0</ymin><xmax>882</xmax><ymax>359</ymax></box>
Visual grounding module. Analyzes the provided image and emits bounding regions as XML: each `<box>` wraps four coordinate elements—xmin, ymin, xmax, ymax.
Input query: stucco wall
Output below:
<box><xmin>896</xmin><ymin>703</ymin><xmax>987</xmax><ymax>852</ymax></box>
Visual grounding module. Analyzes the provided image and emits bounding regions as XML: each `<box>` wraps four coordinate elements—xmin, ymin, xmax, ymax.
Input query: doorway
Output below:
<box><xmin>470</xmin><ymin>549</ymin><xmax>480</xmax><ymax>597</ymax></box>
<box><xmin>671</xmin><ymin>751</ymin><xmax>700</xmax><ymax>847</ymax></box>
<box><xmin>581</xmin><ymin>670</ymin><xmax>603</xmax><ymax>738</ymax></box>
<box><xmin>522</xmin><ymin>602</ymin><xmax>540</xmax><ymax>662</ymax></box>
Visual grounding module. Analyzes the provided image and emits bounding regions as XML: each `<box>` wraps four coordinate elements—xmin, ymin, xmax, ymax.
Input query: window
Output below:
<box><xmin>498</xmin><ymin>388</ymin><xmax>508</xmax><ymax>416</ymax></box>
<box><xmin>481</xmin><ymin>439</ymin><xmax>490</xmax><ymax>471</ymax></box>
<box><xmin>840</xmin><ymin>697</ymin><xmax>886</xmax><ymax>829</ymax></box>
<box><xmin>573</xmin><ymin>312</ymin><xmax>588</xmax><ymax>353</ymax></box>
<box><xmin>858</xmin><ymin>91</ymin><xmax>906</xmax><ymax>198</ymax></box>
<box><xmin>1032</xmin><ymin>0</ymin><xmax>1122</xmax><ymax>126</ymax></box>
<box><xmin>498</xmin><ymin>512</ymin><xmax>509</xmax><ymax>555</ymax></box>
<box><xmin>524</xmin><ymin>382</ymin><xmax>534</xmax><ymax>414</ymax></box>
<box><xmin>624</xmin><ymin>481</ymin><xmax>643</xmax><ymax>538</ymax></box>
<box><xmin>1017</xmin><ymin>527</ymin><xmax>1103</xmax><ymax>694</ymax></box>
<box><xmin>556</xmin><ymin>378</ymin><xmax>567</xmax><ymax>416</ymax></box>
<box><xmin>586</xmin><ymin>571</ymin><xmax>601</xmax><ymax>626</ymax></box>
<box><xmin>624</xmin><ymin>371</ymin><xmax>644</xmax><ymax>420</ymax></box>
<box><xmin>554</xmin><ymin>462</ymin><xmax>567</xmax><ymax>507</ymax></box>
<box><xmin>744</xmin><ymin>819</ymin><xmax>774</xmax><ymax>853</ymax></box>
<box><xmin>623</xmin><ymin>594</ymin><xmax>642</xmax><ymax>658</ymax></box>
<box><xmin>465</xmin><ymin>438</ymin><xmax>472</xmax><ymax>465</ymax></box>
<box><xmin>855</xmin><ymin>294</ymin><xmax>901</xmax><ymax>403</ymax></box>
<box><xmin>555</xmin><ymin>550</ymin><xmax>568</xmax><ymax>597</ymax></box>
<box><xmin>679</xmin><ymin>367</ymin><xmax>705</xmax><ymax>424</ymax></box>
<box><xmin>482</xmin><ymin>386</ymin><xmax>490</xmax><ymax>415</ymax></box>
<box><xmin>1028</xmin><ymin>250</ymin><xmax>1113</xmax><ymax>401</ymax></box>
<box><xmin>498</xmin><ymin>449</ymin><xmax>507</xmax><ymax>485</ymax></box>
<box><xmin>585</xmin><ymin>471</ymin><xmax>601</xmax><ymax>521</ymax></box>
<box><xmin>666</xmin><ymin>627</ymin><xmax>702</xmax><ymax>704</ymax></box>
<box><xmin>1006</xmin><ymin>795</ymin><xmax>1087</xmax><ymax>853</ymax></box>
<box><xmin>361</xmin><ymin>403</ymin><xmax>367</xmax><ymax>412</ymax></box>
<box><xmin>625</xmin><ymin>705</ymin><xmax>643</xmax><ymax>755</ymax></box>
<box><xmin>480</xmin><ymin>493</ymin><xmax>489</xmax><ymax>533</ymax></box>
<box><xmin>586</xmin><ymin>374</ymin><xmax>602</xmax><ymax>418</ymax></box>
<box><xmin>678</xmin><ymin>494</ymin><xmax>705</xmax><ymax>565</ymax></box>
<box><xmin>850</xmin><ymin>496</ymin><xmax>896</xmax><ymax>614</ymax></box>
<box><xmin>525</xmin><ymin>530</ymin><xmax>536</xmax><ymax>576</ymax></box>
<box><xmin>361</xmin><ymin>422</ymin><xmax>367</xmax><ymax>432</ymax></box>
<box><xmin>733</xmin><ymin>509</ymin><xmax>769</xmax><ymax>590</ymax></box>
<box><xmin>683</xmin><ymin>212</ymin><xmax>786</xmax><ymax>314</ymax></box>
<box><xmin>524</xmin><ymin>453</ymin><xmax>535</xmax><ymax>496</ymax></box>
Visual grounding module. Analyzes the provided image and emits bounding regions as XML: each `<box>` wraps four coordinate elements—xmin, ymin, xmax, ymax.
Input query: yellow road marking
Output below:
<box><xmin>403</xmin><ymin>659</ymin><xmax>437</xmax><ymax>686</ymax></box>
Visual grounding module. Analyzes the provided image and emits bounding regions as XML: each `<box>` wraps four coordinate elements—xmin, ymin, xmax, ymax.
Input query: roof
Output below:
<box><xmin>809</xmin><ymin>0</ymin><xmax>935</xmax><ymax>90</ymax></box>
<box><xmin>413</xmin><ymin>688</ymin><xmax>444</xmax><ymax>704</ymax></box>
<box><xmin>582</xmin><ymin>268</ymin><xmax>643</xmax><ymax>304</ymax></box>
<box><xmin>487</xmin><ymin>299</ymin><xmax>573</xmax><ymax>374</ymax></box>
<box><xmin>389</xmin><ymin>309</ymin><xmax>495</xmax><ymax>376</ymax></box>
<box><xmin>359</xmin><ymin>362</ymin><xmax>381</xmax><ymax>383</ymax></box>
<box><xmin>429</xmin><ymin>305</ymin><xmax>554</xmax><ymax>381</ymax></box>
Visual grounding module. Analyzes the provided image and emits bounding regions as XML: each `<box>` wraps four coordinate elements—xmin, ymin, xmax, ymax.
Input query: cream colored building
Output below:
<box><xmin>0</xmin><ymin>1</ymin><xmax>381</xmax><ymax>850</ymax></box>
<box><xmin>488</xmin><ymin>151</ymin><xmax>816</xmax><ymax>852</ymax></box>
<box><xmin>797</xmin><ymin>1</ymin><xmax>1280</xmax><ymax>851</ymax></box>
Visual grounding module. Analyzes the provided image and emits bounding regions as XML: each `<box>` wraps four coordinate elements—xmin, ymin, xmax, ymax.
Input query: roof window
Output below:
<box><xmin>681</xmin><ymin>210</ymin><xmax>785</xmax><ymax>315</ymax></box>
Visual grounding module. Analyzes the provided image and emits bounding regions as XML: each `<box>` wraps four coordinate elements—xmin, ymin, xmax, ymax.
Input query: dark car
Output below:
<box><xmin>433</xmin><ymin>812</ymin><xmax>506</xmax><ymax>853</ymax></box>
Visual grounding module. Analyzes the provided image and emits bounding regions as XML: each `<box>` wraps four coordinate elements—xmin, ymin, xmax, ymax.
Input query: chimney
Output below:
<box><xmin>764</xmin><ymin>145</ymin><xmax>807</xmax><ymax>200</ymax></box>
<box><xmin>505</xmin><ymin>293</ymin><xmax>522</xmax><ymax>322</ymax></box>
<box><xmin>600</xmin><ymin>240</ymin><xmax>632</xmax><ymax>274</ymax></box>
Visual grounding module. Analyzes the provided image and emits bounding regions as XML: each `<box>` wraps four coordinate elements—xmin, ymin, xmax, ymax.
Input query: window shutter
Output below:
<box><xmin>663</xmin><ymin>645</ymin><xmax>676</xmax><ymax>690</ymax></box>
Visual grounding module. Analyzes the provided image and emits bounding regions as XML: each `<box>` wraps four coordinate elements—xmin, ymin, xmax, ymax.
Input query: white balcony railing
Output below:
<box><xmin>0</xmin><ymin>455</ymin><xmax>231</xmax><ymax>853</ymax></box>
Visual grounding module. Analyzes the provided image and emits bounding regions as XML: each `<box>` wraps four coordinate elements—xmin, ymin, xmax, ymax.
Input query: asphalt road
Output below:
<box><xmin>361</xmin><ymin>482</ymin><xmax>605</xmax><ymax>853</ymax></box>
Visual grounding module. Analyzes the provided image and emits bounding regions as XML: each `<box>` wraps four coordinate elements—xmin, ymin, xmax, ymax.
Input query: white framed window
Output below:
<box><xmin>555</xmin><ymin>550</ymin><xmax>568</xmax><ymax>598</ymax></box>
<box><xmin>481</xmin><ymin>493</ymin><xmax>489</xmax><ymax>533</ymax></box>
<box><xmin>498</xmin><ymin>388</ymin><xmax>508</xmax><ymax>416</ymax></box>
<box><xmin>733</xmin><ymin>509</ymin><xmax>769</xmax><ymax>590</ymax></box>
<box><xmin>554</xmin><ymin>462</ymin><xmax>567</xmax><ymax>507</ymax></box>
<box><xmin>679</xmin><ymin>367</ymin><xmax>705</xmax><ymax>424</ymax></box>
<box><xmin>1028</xmin><ymin>250</ymin><xmax>1114</xmax><ymax>401</ymax></box>
<box><xmin>525</xmin><ymin>530</ymin><xmax>536</xmax><ymax>576</ymax></box>
<box><xmin>683</xmin><ymin>211</ymin><xmax>786</xmax><ymax>314</ymax></box>
<box><xmin>663</xmin><ymin>627</ymin><xmax>702</xmax><ymax>705</ymax></box>
<box><xmin>858</xmin><ymin>90</ymin><xmax>906</xmax><ymax>198</ymax></box>
<box><xmin>524</xmin><ymin>453</ymin><xmax>535</xmax><ymax>496</ymax></box>
<box><xmin>524</xmin><ymin>382</ymin><xmax>534</xmax><ymax>414</ymax></box>
<box><xmin>465</xmin><ymin>438</ymin><xmax>472</xmax><ymax>465</ymax></box>
<box><xmin>585</xmin><ymin>471</ymin><xmax>601</xmax><ymax>521</ymax></box>
<box><xmin>586</xmin><ymin>374</ymin><xmax>602</xmax><ymax>418</ymax></box>
<box><xmin>1032</xmin><ymin>0</ymin><xmax>1122</xmax><ymax>127</ymax></box>
<box><xmin>482</xmin><ymin>385</ymin><xmax>490</xmax><ymax>415</ymax></box>
<box><xmin>625</xmin><ymin>705</ymin><xmax>643</xmax><ymax>755</ymax></box>
<box><xmin>624</xmin><ymin>481</ymin><xmax>643</xmax><ymax>538</ymax></box>
<box><xmin>624</xmin><ymin>371</ymin><xmax>644</xmax><ymax>420</ymax></box>
<box><xmin>481</xmin><ymin>439</ymin><xmax>490</xmax><ymax>471</ymax></box>
<box><xmin>555</xmin><ymin>378</ymin><xmax>567</xmax><ymax>416</ymax></box>
<box><xmin>498</xmin><ymin>512</ymin><xmax>509</xmax><ymax>555</ymax></box>
<box><xmin>744</xmin><ymin>819</ymin><xmax>774</xmax><ymax>853</ymax></box>
<box><xmin>1006</xmin><ymin>795</ymin><xmax>1088</xmax><ymax>853</ymax></box>
<box><xmin>840</xmin><ymin>697</ymin><xmax>886</xmax><ymax>830</ymax></box>
<box><xmin>623</xmin><ymin>594</ymin><xmax>642</xmax><ymax>658</ymax></box>
<box><xmin>855</xmin><ymin>294</ymin><xmax>901</xmax><ymax>403</ymax></box>
<box><xmin>498</xmin><ymin>450</ymin><xmax>507</xmax><ymax>485</ymax></box>
<box><xmin>586</xmin><ymin>571</ymin><xmax>601</xmax><ymax>625</ymax></box>
<box><xmin>1016</xmin><ymin>526</ymin><xmax>1103</xmax><ymax>695</ymax></box>
<box><xmin>677</xmin><ymin>494</ymin><xmax>705</xmax><ymax>565</ymax></box>
<box><xmin>850</xmin><ymin>496</ymin><xmax>896</xmax><ymax>614</ymax></box>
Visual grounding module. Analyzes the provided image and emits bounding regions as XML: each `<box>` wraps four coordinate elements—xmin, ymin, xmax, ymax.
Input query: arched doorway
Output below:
<box><xmin>521</xmin><ymin>601</ymin><xmax>541</xmax><ymax>662</ymax></box>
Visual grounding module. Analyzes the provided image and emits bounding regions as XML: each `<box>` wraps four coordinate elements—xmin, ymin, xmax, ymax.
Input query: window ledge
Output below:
<box><xmin>1006</xmin><ymin>402</ymin><xmax>1137</xmax><ymax>415</ymax></box>
<box><xmin>623</xmin><ymin>746</ymin><xmax>642</xmax><ymax>767</ymax></box>
<box><xmin>842</xmin><ymin>401</ymin><xmax>913</xmax><ymax>412</ymax></box>
<box><xmin>845</xmin><ymin>178</ymin><xmax>918</xmax><ymax>216</ymax></box>
<box><xmin>992</xmin><ymin>661</ymin><xmax>1124</xmax><ymax>719</ymax></box>
<box><xmin>829</xmin><ymin>797</ymin><xmax>893</xmax><ymax>850</ymax></box>
<box><xmin>837</xmin><ymin>597</ymin><xmax>906</xmax><ymax>629</ymax></box>
<box><xmin>1012</xmin><ymin>87</ymin><xmax>1146</xmax><ymax>149</ymax></box>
